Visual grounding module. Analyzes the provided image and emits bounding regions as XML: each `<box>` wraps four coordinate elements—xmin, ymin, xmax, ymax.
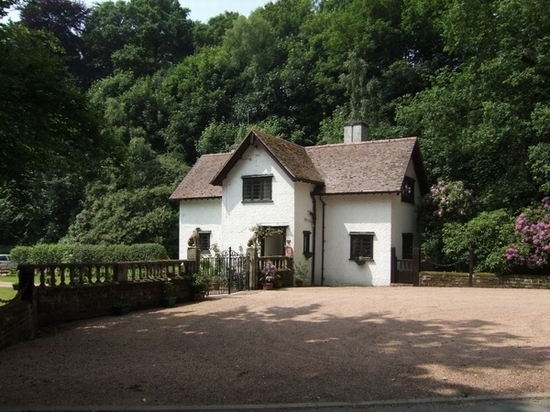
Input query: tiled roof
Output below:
<box><xmin>305</xmin><ymin>137</ymin><xmax>421</xmax><ymax>194</ymax></box>
<box><xmin>169</xmin><ymin>153</ymin><xmax>231</xmax><ymax>200</ymax></box>
<box><xmin>170</xmin><ymin>132</ymin><xmax>426</xmax><ymax>200</ymax></box>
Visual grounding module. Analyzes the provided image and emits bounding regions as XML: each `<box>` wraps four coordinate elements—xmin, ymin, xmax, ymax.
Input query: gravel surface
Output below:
<box><xmin>0</xmin><ymin>287</ymin><xmax>549</xmax><ymax>408</ymax></box>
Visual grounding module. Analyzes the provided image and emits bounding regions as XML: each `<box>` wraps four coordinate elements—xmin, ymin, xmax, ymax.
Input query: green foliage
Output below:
<box><xmin>129</xmin><ymin>243</ymin><xmax>169</xmax><ymax>261</ymax></box>
<box><xmin>294</xmin><ymin>260</ymin><xmax>309</xmax><ymax>282</ymax></box>
<box><xmin>192</xmin><ymin>271</ymin><xmax>211</xmax><ymax>294</ymax></box>
<box><xmin>442</xmin><ymin>210</ymin><xmax>515</xmax><ymax>273</ymax></box>
<box><xmin>9</xmin><ymin>243</ymin><xmax>167</xmax><ymax>264</ymax></box>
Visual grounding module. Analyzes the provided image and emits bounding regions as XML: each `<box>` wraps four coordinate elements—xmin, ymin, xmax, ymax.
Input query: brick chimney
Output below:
<box><xmin>344</xmin><ymin>121</ymin><xmax>368</xmax><ymax>143</ymax></box>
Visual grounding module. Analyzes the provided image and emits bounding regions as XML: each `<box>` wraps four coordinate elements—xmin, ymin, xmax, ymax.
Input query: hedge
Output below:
<box><xmin>10</xmin><ymin>243</ymin><xmax>169</xmax><ymax>264</ymax></box>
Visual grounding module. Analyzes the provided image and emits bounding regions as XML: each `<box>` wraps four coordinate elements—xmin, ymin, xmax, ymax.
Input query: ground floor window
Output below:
<box><xmin>198</xmin><ymin>231</ymin><xmax>211</xmax><ymax>252</ymax></box>
<box><xmin>303</xmin><ymin>231</ymin><xmax>311</xmax><ymax>254</ymax></box>
<box><xmin>349</xmin><ymin>233</ymin><xmax>374</xmax><ymax>260</ymax></box>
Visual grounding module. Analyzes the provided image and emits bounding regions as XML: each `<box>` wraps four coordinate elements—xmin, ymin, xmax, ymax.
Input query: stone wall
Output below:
<box><xmin>420</xmin><ymin>271</ymin><xmax>550</xmax><ymax>288</ymax></box>
<box><xmin>0</xmin><ymin>300</ymin><xmax>34</xmax><ymax>350</ymax></box>
<box><xmin>36</xmin><ymin>278</ymin><xmax>191</xmax><ymax>326</ymax></box>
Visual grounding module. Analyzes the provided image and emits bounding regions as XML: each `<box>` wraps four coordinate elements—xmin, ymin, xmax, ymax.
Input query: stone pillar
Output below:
<box><xmin>115</xmin><ymin>263</ymin><xmax>128</xmax><ymax>282</ymax></box>
<box><xmin>187</xmin><ymin>247</ymin><xmax>200</xmax><ymax>272</ymax></box>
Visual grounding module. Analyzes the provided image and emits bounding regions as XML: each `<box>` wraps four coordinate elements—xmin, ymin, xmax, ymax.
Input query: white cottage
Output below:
<box><xmin>170</xmin><ymin>123</ymin><xmax>428</xmax><ymax>286</ymax></box>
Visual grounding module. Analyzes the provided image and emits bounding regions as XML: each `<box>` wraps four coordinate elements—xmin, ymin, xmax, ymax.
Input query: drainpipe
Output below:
<box><xmin>309</xmin><ymin>192</ymin><xmax>316</xmax><ymax>285</ymax></box>
<box><xmin>319</xmin><ymin>195</ymin><xmax>326</xmax><ymax>286</ymax></box>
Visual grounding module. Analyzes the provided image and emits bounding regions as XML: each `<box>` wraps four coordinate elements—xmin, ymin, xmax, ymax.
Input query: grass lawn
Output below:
<box><xmin>0</xmin><ymin>286</ymin><xmax>17</xmax><ymax>304</ymax></box>
<box><xmin>0</xmin><ymin>274</ymin><xmax>18</xmax><ymax>283</ymax></box>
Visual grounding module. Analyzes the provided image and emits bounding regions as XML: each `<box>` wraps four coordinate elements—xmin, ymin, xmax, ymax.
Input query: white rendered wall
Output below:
<box><xmin>391</xmin><ymin>160</ymin><xmax>421</xmax><ymax>255</ymax></box>
<box><xmin>220</xmin><ymin>145</ymin><xmax>296</xmax><ymax>252</ymax></box>
<box><xmin>178</xmin><ymin>199</ymin><xmax>222</xmax><ymax>259</ymax></box>
<box><xmin>315</xmin><ymin>194</ymin><xmax>393</xmax><ymax>286</ymax></box>
<box><xmin>293</xmin><ymin>181</ymin><xmax>316</xmax><ymax>283</ymax></box>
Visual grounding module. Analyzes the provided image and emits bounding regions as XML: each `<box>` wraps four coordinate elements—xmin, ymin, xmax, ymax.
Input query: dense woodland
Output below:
<box><xmin>1</xmin><ymin>0</ymin><xmax>549</xmax><ymax>272</ymax></box>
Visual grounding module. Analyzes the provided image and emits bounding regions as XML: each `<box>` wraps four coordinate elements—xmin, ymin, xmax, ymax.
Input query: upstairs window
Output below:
<box><xmin>242</xmin><ymin>175</ymin><xmax>272</xmax><ymax>202</ymax></box>
<box><xmin>401</xmin><ymin>176</ymin><xmax>415</xmax><ymax>204</ymax></box>
<box><xmin>349</xmin><ymin>233</ymin><xmax>374</xmax><ymax>260</ymax></box>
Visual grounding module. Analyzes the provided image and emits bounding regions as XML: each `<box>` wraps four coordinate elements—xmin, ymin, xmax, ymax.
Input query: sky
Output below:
<box><xmin>181</xmin><ymin>0</ymin><xmax>270</xmax><ymax>22</ymax></box>
<box><xmin>3</xmin><ymin>0</ymin><xmax>271</xmax><ymax>23</ymax></box>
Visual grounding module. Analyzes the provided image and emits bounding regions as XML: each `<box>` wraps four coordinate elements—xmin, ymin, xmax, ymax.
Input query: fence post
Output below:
<box><xmin>468</xmin><ymin>248</ymin><xmax>474</xmax><ymax>287</ymax></box>
<box><xmin>413</xmin><ymin>248</ymin><xmax>420</xmax><ymax>286</ymax></box>
<box><xmin>390</xmin><ymin>247</ymin><xmax>396</xmax><ymax>284</ymax></box>
<box><xmin>247</xmin><ymin>247</ymin><xmax>257</xmax><ymax>290</ymax></box>
<box><xmin>115</xmin><ymin>263</ymin><xmax>128</xmax><ymax>282</ymax></box>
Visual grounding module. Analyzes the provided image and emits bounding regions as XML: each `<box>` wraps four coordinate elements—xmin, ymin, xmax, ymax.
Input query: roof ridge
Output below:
<box><xmin>306</xmin><ymin>136</ymin><xmax>418</xmax><ymax>150</ymax></box>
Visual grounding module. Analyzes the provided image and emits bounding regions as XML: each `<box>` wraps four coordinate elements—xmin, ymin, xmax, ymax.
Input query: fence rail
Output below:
<box><xmin>23</xmin><ymin>260</ymin><xmax>194</xmax><ymax>288</ymax></box>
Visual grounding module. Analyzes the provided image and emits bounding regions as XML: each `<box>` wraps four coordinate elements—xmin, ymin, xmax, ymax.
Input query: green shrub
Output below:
<box><xmin>129</xmin><ymin>243</ymin><xmax>169</xmax><ymax>261</ymax></box>
<box><xmin>10</xmin><ymin>246</ymin><xmax>33</xmax><ymax>264</ymax></box>
<box><xmin>9</xmin><ymin>243</ymin><xmax>168</xmax><ymax>264</ymax></box>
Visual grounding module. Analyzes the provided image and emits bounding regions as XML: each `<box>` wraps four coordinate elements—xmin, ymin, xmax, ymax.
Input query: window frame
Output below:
<box><xmin>349</xmin><ymin>232</ymin><xmax>374</xmax><ymax>260</ymax></box>
<box><xmin>401</xmin><ymin>176</ymin><xmax>415</xmax><ymax>204</ymax></box>
<box><xmin>303</xmin><ymin>231</ymin><xmax>311</xmax><ymax>255</ymax></box>
<box><xmin>242</xmin><ymin>175</ymin><xmax>273</xmax><ymax>202</ymax></box>
<box><xmin>198</xmin><ymin>231</ymin><xmax>211</xmax><ymax>253</ymax></box>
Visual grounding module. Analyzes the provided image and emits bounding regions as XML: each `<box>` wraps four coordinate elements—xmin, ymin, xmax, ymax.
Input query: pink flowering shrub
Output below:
<box><xmin>260</xmin><ymin>260</ymin><xmax>277</xmax><ymax>284</ymax></box>
<box><xmin>507</xmin><ymin>197</ymin><xmax>550</xmax><ymax>269</ymax></box>
<box><xmin>419</xmin><ymin>180</ymin><xmax>475</xmax><ymax>261</ymax></box>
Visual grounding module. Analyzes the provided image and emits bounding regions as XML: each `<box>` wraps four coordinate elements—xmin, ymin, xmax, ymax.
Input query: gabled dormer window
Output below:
<box><xmin>242</xmin><ymin>175</ymin><xmax>272</xmax><ymax>202</ymax></box>
<box><xmin>401</xmin><ymin>176</ymin><xmax>415</xmax><ymax>204</ymax></box>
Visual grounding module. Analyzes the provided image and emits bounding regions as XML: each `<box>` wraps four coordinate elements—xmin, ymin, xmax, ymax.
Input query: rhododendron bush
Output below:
<box><xmin>507</xmin><ymin>197</ymin><xmax>550</xmax><ymax>269</ymax></box>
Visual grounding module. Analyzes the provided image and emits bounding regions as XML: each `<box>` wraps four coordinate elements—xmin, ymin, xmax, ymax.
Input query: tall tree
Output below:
<box><xmin>82</xmin><ymin>0</ymin><xmax>194</xmax><ymax>80</ymax></box>
<box><xmin>18</xmin><ymin>0</ymin><xmax>91</xmax><ymax>87</ymax></box>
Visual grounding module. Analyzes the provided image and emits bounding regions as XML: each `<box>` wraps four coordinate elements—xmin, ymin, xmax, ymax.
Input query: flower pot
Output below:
<box><xmin>354</xmin><ymin>258</ymin><xmax>366</xmax><ymax>266</ymax></box>
<box><xmin>295</xmin><ymin>280</ymin><xmax>304</xmax><ymax>287</ymax></box>
<box><xmin>161</xmin><ymin>296</ymin><xmax>177</xmax><ymax>307</ymax></box>
<box><xmin>12</xmin><ymin>283</ymin><xmax>18</xmax><ymax>291</ymax></box>
<box><xmin>275</xmin><ymin>280</ymin><xmax>283</xmax><ymax>289</ymax></box>
<box><xmin>263</xmin><ymin>282</ymin><xmax>274</xmax><ymax>290</ymax></box>
<box><xmin>212</xmin><ymin>282</ymin><xmax>220</xmax><ymax>291</ymax></box>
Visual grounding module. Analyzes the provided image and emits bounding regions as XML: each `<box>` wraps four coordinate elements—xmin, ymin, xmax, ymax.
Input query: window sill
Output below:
<box><xmin>242</xmin><ymin>200</ymin><xmax>274</xmax><ymax>204</ymax></box>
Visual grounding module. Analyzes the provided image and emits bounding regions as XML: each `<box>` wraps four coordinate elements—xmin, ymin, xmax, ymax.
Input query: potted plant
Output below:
<box><xmin>211</xmin><ymin>274</ymin><xmax>222</xmax><ymax>291</ymax></box>
<box><xmin>260</xmin><ymin>261</ymin><xmax>277</xmax><ymax>290</ymax></box>
<box><xmin>113</xmin><ymin>293</ymin><xmax>130</xmax><ymax>315</ymax></box>
<box><xmin>294</xmin><ymin>261</ymin><xmax>309</xmax><ymax>286</ymax></box>
<box><xmin>161</xmin><ymin>279</ymin><xmax>177</xmax><ymax>307</ymax></box>
<box><xmin>354</xmin><ymin>256</ymin><xmax>367</xmax><ymax>266</ymax></box>
<box><xmin>192</xmin><ymin>271</ymin><xmax>211</xmax><ymax>300</ymax></box>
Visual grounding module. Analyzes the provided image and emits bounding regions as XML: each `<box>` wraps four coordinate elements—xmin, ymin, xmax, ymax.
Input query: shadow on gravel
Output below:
<box><xmin>0</xmin><ymin>291</ymin><xmax>548</xmax><ymax>408</ymax></box>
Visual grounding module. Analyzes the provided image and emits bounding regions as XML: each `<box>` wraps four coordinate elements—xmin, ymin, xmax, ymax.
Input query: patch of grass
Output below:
<box><xmin>0</xmin><ymin>275</ymin><xmax>18</xmax><ymax>283</ymax></box>
<box><xmin>0</xmin><ymin>287</ymin><xmax>17</xmax><ymax>304</ymax></box>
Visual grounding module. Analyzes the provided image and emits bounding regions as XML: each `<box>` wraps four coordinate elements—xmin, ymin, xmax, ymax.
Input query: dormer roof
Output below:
<box><xmin>210</xmin><ymin>130</ymin><xmax>324</xmax><ymax>186</ymax></box>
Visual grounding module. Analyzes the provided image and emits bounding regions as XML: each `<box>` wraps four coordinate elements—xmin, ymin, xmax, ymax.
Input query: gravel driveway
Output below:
<box><xmin>0</xmin><ymin>287</ymin><xmax>549</xmax><ymax>408</ymax></box>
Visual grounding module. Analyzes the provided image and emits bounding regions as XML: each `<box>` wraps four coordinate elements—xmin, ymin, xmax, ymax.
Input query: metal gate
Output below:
<box><xmin>200</xmin><ymin>248</ymin><xmax>249</xmax><ymax>295</ymax></box>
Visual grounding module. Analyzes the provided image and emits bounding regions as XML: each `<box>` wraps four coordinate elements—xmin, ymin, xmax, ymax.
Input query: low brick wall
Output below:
<box><xmin>36</xmin><ymin>278</ymin><xmax>191</xmax><ymax>326</ymax></box>
<box><xmin>0</xmin><ymin>300</ymin><xmax>35</xmax><ymax>350</ymax></box>
<box><xmin>420</xmin><ymin>271</ymin><xmax>550</xmax><ymax>288</ymax></box>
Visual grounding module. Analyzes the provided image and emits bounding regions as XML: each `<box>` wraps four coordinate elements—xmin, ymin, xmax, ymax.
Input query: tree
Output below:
<box><xmin>418</xmin><ymin>180</ymin><xmax>475</xmax><ymax>265</ymax></box>
<box><xmin>0</xmin><ymin>22</ymin><xmax>117</xmax><ymax>195</ymax></box>
<box><xmin>443</xmin><ymin>210</ymin><xmax>515</xmax><ymax>273</ymax></box>
<box><xmin>18</xmin><ymin>0</ymin><xmax>91</xmax><ymax>86</ymax></box>
<box><xmin>397</xmin><ymin>0</ymin><xmax>550</xmax><ymax>212</ymax></box>
<box><xmin>82</xmin><ymin>0</ymin><xmax>194</xmax><ymax>80</ymax></box>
